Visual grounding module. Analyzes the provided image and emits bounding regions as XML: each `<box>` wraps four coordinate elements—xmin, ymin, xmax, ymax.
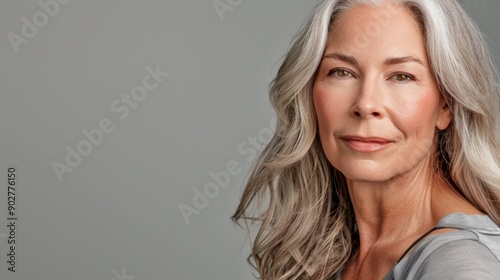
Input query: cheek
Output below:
<box><xmin>313</xmin><ymin>84</ymin><xmax>349</xmax><ymax>132</ymax></box>
<box><xmin>392</xmin><ymin>90</ymin><xmax>442</xmax><ymax>137</ymax></box>
<box><xmin>313</xmin><ymin>91</ymin><xmax>330</xmax><ymax>129</ymax></box>
<box><xmin>313</xmin><ymin>85</ymin><xmax>351</xmax><ymax>165</ymax></box>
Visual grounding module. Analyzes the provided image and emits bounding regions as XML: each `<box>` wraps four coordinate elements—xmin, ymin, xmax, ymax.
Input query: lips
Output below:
<box><xmin>340</xmin><ymin>135</ymin><xmax>393</xmax><ymax>152</ymax></box>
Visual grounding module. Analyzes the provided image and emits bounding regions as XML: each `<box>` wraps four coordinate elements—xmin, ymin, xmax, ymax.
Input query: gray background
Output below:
<box><xmin>0</xmin><ymin>1</ymin><xmax>498</xmax><ymax>279</ymax></box>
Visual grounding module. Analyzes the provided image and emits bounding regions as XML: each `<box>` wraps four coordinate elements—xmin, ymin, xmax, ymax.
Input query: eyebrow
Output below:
<box><xmin>323</xmin><ymin>52</ymin><xmax>358</xmax><ymax>65</ymax></box>
<box><xmin>384</xmin><ymin>56</ymin><xmax>425</xmax><ymax>66</ymax></box>
<box><xmin>322</xmin><ymin>52</ymin><xmax>425</xmax><ymax>66</ymax></box>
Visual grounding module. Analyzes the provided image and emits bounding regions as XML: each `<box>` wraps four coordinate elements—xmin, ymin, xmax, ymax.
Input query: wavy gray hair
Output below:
<box><xmin>232</xmin><ymin>0</ymin><xmax>500</xmax><ymax>279</ymax></box>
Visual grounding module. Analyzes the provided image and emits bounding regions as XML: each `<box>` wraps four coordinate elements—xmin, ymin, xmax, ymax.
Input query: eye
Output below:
<box><xmin>328</xmin><ymin>68</ymin><xmax>354</xmax><ymax>79</ymax></box>
<box><xmin>390</xmin><ymin>73</ymin><xmax>415</xmax><ymax>83</ymax></box>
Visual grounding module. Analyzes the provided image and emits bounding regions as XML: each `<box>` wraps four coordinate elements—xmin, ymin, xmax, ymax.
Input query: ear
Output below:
<box><xmin>436</xmin><ymin>101</ymin><xmax>452</xmax><ymax>130</ymax></box>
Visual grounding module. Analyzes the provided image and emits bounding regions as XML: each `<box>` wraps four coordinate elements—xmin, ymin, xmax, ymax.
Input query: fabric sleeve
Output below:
<box><xmin>414</xmin><ymin>239</ymin><xmax>500</xmax><ymax>280</ymax></box>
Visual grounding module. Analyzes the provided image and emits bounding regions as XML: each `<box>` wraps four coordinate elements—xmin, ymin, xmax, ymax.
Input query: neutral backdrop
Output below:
<box><xmin>0</xmin><ymin>1</ymin><xmax>498</xmax><ymax>280</ymax></box>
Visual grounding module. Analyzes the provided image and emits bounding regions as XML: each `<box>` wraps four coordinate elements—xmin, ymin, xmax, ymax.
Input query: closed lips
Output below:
<box><xmin>339</xmin><ymin>136</ymin><xmax>393</xmax><ymax>152</ymax></box>
<box><xmin>340</xmin><ymin>136</ymin><xmax>391</xmax><ymax>143</ymax></box>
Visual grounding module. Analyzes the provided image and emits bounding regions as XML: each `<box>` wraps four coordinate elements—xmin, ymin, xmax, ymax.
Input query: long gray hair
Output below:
<box><xmin>232</xmin><ymin>0</ymin><xmax>500</xmax><ymax>279</ymax></box>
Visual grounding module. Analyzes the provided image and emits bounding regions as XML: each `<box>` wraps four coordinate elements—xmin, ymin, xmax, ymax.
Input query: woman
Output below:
<box><xmin>233</xmin><ymin>0</ymin><xmax>500</xmax><ymax>279</ymax></box>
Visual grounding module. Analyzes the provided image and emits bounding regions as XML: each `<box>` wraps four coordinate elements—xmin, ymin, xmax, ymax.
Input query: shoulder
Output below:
<box><xmin>414</xmin><ymin>238</ymin><xmax>500</xmax><ymax>279</ymax></box>
<box><xmin>390</xmin><ymin>213</ymin><xmax>500</xmax><ymax>279</ymax></box>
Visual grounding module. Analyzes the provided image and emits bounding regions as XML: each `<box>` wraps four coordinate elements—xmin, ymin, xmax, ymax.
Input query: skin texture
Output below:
<box><xmin>313</xmin><ymin>4</ymin><xmax>482</xmax><ymax>279</ymax></box>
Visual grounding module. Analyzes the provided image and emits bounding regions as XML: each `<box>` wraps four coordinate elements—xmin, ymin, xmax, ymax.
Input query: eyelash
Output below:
<box><xmin>389</xmin><ymin>72</ymin><xmax>416</xmax><ymax>83</ymax></box>
<box><xmin>327</xmin><ymin>68</ymin><xmax>354</xmax><ymax>79</ymax></box>
<box><xmin>327</xmin><ymin>68</ymin><xmax>417</xmax><ymax>83</ymax></box>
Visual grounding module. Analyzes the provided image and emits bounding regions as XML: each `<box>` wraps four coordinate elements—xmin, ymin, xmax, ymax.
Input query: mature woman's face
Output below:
<box><xmin>313</xmin><ymin>4</ymin><xmax>452</xmax><ymax>183</ymax></box>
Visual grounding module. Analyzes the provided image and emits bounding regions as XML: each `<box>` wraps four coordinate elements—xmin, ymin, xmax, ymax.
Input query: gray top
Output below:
<box><xmin>336</xmin><ymin>213</ymin><xmax>500</xmax><ymax>279</ymax></box>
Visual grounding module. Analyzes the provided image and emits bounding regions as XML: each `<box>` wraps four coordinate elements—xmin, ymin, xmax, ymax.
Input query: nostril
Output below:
<box><xmin>352</xmin><ymin>110</ymin><xmax>381</xmax><ymax>118</ymax></box>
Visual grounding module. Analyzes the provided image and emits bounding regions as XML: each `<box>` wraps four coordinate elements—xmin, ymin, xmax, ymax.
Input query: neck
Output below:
<box><xmin>348</xmin><ymin>175</ymin><xmax>436</xmax><ymax>246</ymax></box>
<box><xmin>346</xmin><ymin>160</ymin><xmax>469</xmax><ymax>260</ymax></box>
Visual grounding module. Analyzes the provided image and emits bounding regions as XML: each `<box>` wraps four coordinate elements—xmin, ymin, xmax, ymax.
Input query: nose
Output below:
<box><xmin>350</xmin><ymin>79</ymin><xmax>385</xmax><ymax>119</ymax></box>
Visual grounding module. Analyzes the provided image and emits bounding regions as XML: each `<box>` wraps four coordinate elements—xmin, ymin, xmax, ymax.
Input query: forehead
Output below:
<box><xmin>327</xmin><ymin>4</ymin><xmax>427</xmax><ymax>62</ymax></box>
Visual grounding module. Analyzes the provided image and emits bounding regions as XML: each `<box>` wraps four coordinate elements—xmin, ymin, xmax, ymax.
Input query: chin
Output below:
<box><xmin>334</xmin><ymin>161</ymin><xmax>397</xmax><ymax>183</ymax></box>
<box><xmin>343</xmin><ymin>172</ymin><xmax>394</xmax><ymax>183</ymax></box>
